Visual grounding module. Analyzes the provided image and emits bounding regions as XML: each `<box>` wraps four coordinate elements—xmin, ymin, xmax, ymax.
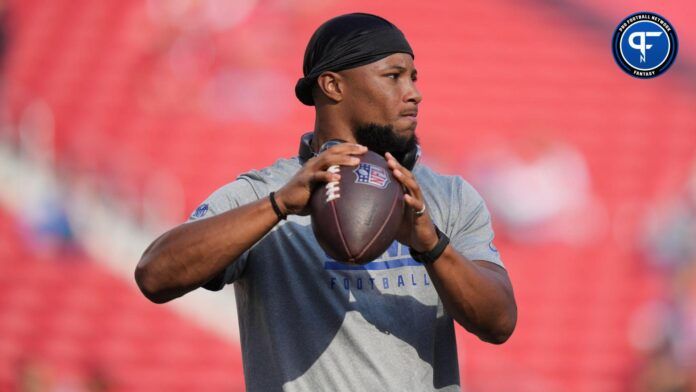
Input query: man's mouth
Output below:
<box><xmin>400</xmin><ymin>109</ymin><xmax>418</xmax><ymax>122</ymax></box>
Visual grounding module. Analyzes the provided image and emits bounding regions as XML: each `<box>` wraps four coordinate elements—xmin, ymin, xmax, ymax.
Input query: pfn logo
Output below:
<box><xmin>628</xmin><ymin>31</ymin><xmax>663</xmax><ymax>63</ymax></box>
<box><xmin>612</xmin><ymin>12</ymin><xmax>678</xmax><ymax>78</ymax></box>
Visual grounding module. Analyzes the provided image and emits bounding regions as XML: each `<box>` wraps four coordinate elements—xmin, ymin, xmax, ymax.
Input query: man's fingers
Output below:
<box><xmin>403</xmin><ymin>193</ymin><xmax>424</xmax><ymax>209</ymax></box>
<box><xmin>391</xmin><ymin>165</ymin><xmax>423</xmax><ymax>199</ymax></box>
<box><xmin>387</xmin><ymin>152</ymin><xmax>426</xmax><ymax>215</ymax></box>
<box><xmin>310</xmin><ymin>170</ymin><xmax>341</xmax><ymax>185</ymax></box>
<box><xmin>328</xmin><ymin>143</ymin><xmax>368</xmax><ymax>155</ymax></box>
<box><xmin>311</xmin><ymin>143</ymin><xmax>367</xmax><ymax>170</ymax></box>
<box><xmin>323</xmin><ymin>143</ymin><xmax>368</xmax><ymax>159</ymax></box>
<box><xmin>319</xmin><ymin>155</ymin><xmax>360</xmax><ymax>169</ymax></box>
<box><xmin>385</xmin><ymin>152</ymin><xmax>414</xmax><ymax>180</ymax></box>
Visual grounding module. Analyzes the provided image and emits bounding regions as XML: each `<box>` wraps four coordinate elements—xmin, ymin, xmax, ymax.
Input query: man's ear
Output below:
<box><xmin>314</xmin><ymin>71</ymin><xmax>344</xmax><ymax>103</ymax></box>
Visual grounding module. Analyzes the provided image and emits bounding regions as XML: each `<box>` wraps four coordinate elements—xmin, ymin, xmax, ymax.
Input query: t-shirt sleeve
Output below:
<box><xmin>448</xmin><ymin>178</ymin><xmax>505</xmax><ymax>269</ymax></box>
<box><xmin>186</xmin><ymin>177</ymin><xmax>261</xmax><ymax>290</ymax></box>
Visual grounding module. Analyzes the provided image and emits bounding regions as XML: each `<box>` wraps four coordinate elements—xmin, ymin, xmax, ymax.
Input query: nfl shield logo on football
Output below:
<box><xmin>354</xmin><ymin>163</ymin><xmax>390</xmax><ymax>189</ymax></box>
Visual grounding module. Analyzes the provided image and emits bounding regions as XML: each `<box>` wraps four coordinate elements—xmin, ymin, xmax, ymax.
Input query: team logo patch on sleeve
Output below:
<box><xmin>191</xmin><ymin>203</ymin><xmax>209</xmax><ymax>218</ymax></box>
<box><xmin>354</xmin><ymin>163</ymin><xmax>390</xmax><ymax>189</ymax></box>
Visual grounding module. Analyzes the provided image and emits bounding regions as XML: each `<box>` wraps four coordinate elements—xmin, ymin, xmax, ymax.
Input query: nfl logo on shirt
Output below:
<box><xmin>191</xmin><ymin>203</ymin><xmax>209</xmax><ymax>219</ymax></box>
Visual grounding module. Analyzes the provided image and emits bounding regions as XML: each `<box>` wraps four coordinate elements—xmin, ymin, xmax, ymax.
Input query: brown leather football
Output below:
<box><xmin>310</xmin><ymin>150</ymin><xmax>404</xmax><ymax>264</ymax></box>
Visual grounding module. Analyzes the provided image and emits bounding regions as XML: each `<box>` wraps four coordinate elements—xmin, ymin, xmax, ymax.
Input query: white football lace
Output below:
<box><xmin>325</xmin><ymin>165</ymin><xmax>341</xmax><ymax>202</ymax></box>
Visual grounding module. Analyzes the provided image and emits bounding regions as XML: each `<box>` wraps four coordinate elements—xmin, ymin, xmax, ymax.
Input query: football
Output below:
<box><xmin>310</xmin><ymin>150</ymin><xmax>404</xmax><ymax>264</ymax></box>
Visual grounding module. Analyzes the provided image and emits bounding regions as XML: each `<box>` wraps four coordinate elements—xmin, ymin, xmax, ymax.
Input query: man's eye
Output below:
<box><xmin>387</xmin><ymin>74</ymin><xmax>399</xmax><ymax>79</ymax></box>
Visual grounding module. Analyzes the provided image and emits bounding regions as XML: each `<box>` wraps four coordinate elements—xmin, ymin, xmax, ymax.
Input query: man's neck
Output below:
<box><xmin>311</xmin><ymin>115</ymin><xmax>356</xmax><ymax>152</ymax></box>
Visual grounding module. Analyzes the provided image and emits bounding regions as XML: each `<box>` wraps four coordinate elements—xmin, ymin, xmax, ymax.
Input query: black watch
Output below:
<box><xmin>409</xmin><ymin>225</ymin><xmax>450</xmax><ymax>264</ymax></box>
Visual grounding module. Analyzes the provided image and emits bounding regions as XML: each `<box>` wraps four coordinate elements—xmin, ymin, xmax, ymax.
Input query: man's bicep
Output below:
<box><xmin>473</xmin><ymin>260</ymin><xmax>510</xmax><ymax>284</ymax></box>
<box><xmin>449</xmin><ymin>180</ymin><xmax>504</xmax><ymax>269</ymax></box>
<box><xmin>187</xmin><ymin>178</ymin><xmax>260</xmax><ymax>289</ymax></box>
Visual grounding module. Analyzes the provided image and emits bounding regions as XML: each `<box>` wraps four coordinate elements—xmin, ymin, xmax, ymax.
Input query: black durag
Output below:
<box><xmin>295</xmin><ymin>13</ymin><xmax>413</xmax><ymax>106</ymax></box>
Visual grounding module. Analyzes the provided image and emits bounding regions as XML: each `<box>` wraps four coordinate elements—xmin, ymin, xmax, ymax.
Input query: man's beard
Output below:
<box><xmin>353</xmin><ymin>123</ymin><xmax>418</xmax><ymax>164</ymax></box>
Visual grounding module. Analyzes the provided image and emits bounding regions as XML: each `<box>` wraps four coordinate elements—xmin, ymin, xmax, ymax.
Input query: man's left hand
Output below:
<box><xmin>385</xmin><ymin>152</ymin><xmax>439</xmax><ymax>253</ymax></box>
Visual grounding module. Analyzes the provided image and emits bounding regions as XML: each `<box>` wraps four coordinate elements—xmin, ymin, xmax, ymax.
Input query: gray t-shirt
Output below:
<box><xmin>188</xmin><ymin>156</ymin><xmax>503</xmax><ymax>392</ymax></box>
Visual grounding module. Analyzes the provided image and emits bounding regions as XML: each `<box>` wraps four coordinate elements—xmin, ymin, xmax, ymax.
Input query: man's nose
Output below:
<box><xmin>405</xmin><ymin>82</ymin><xmax>423</xmax><ymax>104</ymax></box>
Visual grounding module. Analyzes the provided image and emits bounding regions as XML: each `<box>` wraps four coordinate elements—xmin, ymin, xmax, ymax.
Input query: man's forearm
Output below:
<box><xmin>135</xmin><ymin>197</ymin><xmax>279</xmax><ymax>303</ymax></box>
<box><xmin>425</xmin><ymin>246</ymin><xmax>517</xmax><ymax>344</ymax></box>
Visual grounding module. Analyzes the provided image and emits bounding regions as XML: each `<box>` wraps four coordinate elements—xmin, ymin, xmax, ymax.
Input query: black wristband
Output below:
<box><xmin>269</xmin><ymin>192</ymin><xmax>286</xmax><ymax>221</ymax></box>
<box><xmin>409</xmin><ymin>225</ymin><xmax>450</xmax><ymax>264</ymax></box>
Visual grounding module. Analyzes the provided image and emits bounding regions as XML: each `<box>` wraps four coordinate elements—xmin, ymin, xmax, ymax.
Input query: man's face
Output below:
<box><xmin>339</xmin><ymin>53</ymin><xmax>422</xmax><ymax>137</ymax></box>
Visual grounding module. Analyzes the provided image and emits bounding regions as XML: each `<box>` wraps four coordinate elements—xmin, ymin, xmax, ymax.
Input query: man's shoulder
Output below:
<box><xmin>414</xmin><ymin>163</ymin><xmax>483</xmax><ymax>202</ymax></box>
<box><xmin>208</xmin><ymin>156</ymin><xmax>300</xmax><ymax>203</ymax></box>
<box><xmin>238</xmin><ymin>156</ymin><xmax>301</xmax><ymax>185</ymax></box>
<box><xmin>414</xmin><ymin>163</ymin><xmax>463</xmax><ymax>190</ymax></box>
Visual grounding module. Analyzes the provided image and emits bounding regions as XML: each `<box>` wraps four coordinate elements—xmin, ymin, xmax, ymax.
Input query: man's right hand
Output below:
<box><xmin>275</xmin><ymin>143</ymin><xmax>367</xmax><ymax>216</ymax></box>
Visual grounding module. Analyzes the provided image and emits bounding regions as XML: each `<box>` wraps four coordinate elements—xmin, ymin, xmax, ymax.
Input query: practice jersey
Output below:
<box><xmin>188</xmin><ymin>156</ymin><xmax>503</xmax><ymax>392</ymax></box>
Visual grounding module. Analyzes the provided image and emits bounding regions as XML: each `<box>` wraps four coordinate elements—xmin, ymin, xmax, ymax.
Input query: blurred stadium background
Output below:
<box><xmin>1</xmin><ymin>0</ymin><xmax>695</xmax><ymax>391</ymax></box>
